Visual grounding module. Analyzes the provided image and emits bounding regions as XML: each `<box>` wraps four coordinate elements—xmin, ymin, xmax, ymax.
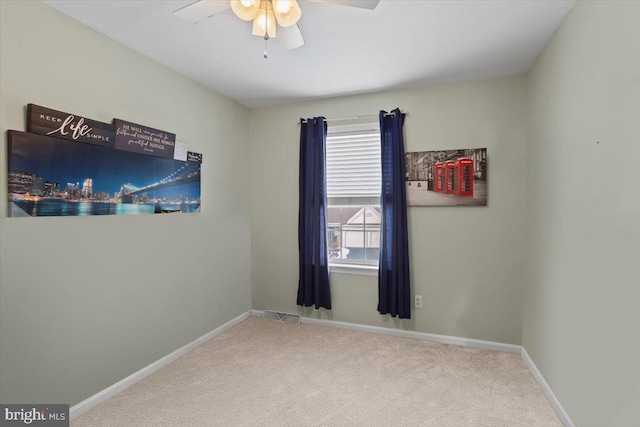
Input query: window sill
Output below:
<box><xmin>329</xmin><ymin>263</ymin><xmax>378</xmax><ymax>276</ymax></box>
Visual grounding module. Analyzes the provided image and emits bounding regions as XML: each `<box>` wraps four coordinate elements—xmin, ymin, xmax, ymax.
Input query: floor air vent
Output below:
<box><xmin>263</xmin><ymin>311</ymin><xmax>301</xmax><ymax>324</ymax></box>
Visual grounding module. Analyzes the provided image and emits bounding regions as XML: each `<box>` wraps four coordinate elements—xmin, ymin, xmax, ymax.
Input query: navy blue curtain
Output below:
<box><xmin>378</xmin><ymin>108</ymin><xmax>411</xmax><ymax>319</ymax></box>
<box><xmin>297</xmin><ymin>117</ymin><xmax>331</xmax><ymax>310</ymax></box>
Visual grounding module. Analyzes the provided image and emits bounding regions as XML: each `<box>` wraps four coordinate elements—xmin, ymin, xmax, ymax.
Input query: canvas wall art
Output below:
<box><xmin>405</xmin><ymin>148</ymin><xmax>487</xmax><ymax>206</ymax></box>
<box><xmin>8</xmin><ymin>130</ymin><xmax>201</xmax><ymax>217</ymax></box>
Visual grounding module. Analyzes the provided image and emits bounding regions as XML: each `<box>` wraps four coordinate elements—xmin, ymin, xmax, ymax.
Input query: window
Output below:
<box><xmin>326</xmin><ymin>123</ymin><xmax>381</xmax><ymax>268</ymax></box>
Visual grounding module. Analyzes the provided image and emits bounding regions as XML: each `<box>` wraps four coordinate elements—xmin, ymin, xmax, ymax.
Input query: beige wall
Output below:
<box><xmin>250</xmin><ymin>76</ymin><xmax>528</xmax><ymax>345</ymax></box>
<box><xmin>0</xmin><ymin>1</ymin><xmax>252</xmax><ymax>405</ymax></box>
<box><xmin>524</xmin><ymin>1</ymin><xmax>640</xmax><ymax>426</ymax></box>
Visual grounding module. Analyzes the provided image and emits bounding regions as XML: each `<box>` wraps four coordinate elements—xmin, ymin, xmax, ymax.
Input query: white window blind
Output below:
<box><xmin>326</xmin><ymin>124</ymin><xmax>381</xmax><ymax>205</ymax></box>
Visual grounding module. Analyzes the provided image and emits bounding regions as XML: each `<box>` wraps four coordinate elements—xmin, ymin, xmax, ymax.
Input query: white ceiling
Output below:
<box><xmin>43</xmin><ymin>0</ymin><xmax>574</xmax><ymax>109</ymax></box>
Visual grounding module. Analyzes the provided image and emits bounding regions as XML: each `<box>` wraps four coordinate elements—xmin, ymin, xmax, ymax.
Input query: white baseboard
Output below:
<box><xmin>250</xmin><ymin>310</ymin><xmax>520</xmax><ymax>353</ymax></box>
<box><xmin>521</xmin><ymin>347</ymin><xmax>576</xmax><ymax>427</ymax></box>
<box><xmin>70</xmin><ymin>310</ymin><xmax>252</xmax><ymax>420</ymax></box>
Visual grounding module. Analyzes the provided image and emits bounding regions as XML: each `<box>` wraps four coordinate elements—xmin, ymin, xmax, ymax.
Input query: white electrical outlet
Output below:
<box><xmin>414</xmin><ymin>295</ymin><xmax>423</xmax><ymax>308</ymax></box>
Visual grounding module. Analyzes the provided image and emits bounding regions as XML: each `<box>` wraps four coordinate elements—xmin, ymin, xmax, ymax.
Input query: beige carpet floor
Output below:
<box><xmin>72</xmin><ymin>317</ymin><xmax>561</xmax><ymax>427</ymax></box>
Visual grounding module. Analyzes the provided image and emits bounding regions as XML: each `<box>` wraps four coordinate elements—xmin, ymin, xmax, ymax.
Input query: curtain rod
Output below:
<box><xmin>299</xmin><ymin>111</ymin><xmax>408</xmax><ymax>124</ymax></box>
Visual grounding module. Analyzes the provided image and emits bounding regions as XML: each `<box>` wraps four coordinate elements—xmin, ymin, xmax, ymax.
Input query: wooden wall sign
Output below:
<box><xmin>27</xmin><ymin>104</ymin><xmax>115</xmax><ymax>148</ymax></box>
<box><xmin>114</xmin><ymin>119</ymin><xmax>175</xmax><ymax>159</ymax></box>
<box><xmin>187</xmin><ymin>151</ymin><xmax>203</xmax><ymax>163</ymax></box>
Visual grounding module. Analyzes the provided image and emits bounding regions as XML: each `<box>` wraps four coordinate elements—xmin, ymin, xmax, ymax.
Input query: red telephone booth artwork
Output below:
<box><xmin>454</xmin><ymin>158</ymin><xmax>474</xmax><ymax>197</ymax></box>
<box><xmin>445</xmin><ymin>161</ymin><xmax>456</xmax><ymax>194</ymax></box>
<box><xmin>405</xmin><ymin>148</ymin><xmax>486</xmax><ymax>206</ymax></box>
<box><xmin>434</xmin><ymin>162</ymin><xmax>444</xmax><ymax>193</ymax></box>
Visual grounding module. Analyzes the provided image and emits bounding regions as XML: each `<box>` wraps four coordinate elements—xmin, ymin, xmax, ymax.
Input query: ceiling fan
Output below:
<box><xmin>173</xmin><ymin>0</ymin><xmax>380</xmax><ymax>58</ymax></box>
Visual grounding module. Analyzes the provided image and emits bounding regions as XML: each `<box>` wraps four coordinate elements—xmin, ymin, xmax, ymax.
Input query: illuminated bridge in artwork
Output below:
<box><xmin>117</xmin><ymin>163</ymin><xmax>201</xmax><ymax>199</ymax></box>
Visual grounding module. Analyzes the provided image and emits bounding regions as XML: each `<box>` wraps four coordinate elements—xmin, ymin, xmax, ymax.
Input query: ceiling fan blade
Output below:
<box><xmin>277</xmin><ymin>24</ymin><xmax>305</xmax><ymax>50</ymax></box>
<box><xmin>306</xmin><ymin>0</ymin><xmax>380</xmax><ymax>10</ymax></box>
<box><xmin>173</xmin><ymin>0</ymin><xmax>231</xmax><ymax>24</ymax></box>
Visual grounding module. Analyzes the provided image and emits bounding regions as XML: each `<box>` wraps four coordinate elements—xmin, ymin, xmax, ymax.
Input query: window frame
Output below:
<box><xmin>325</xmin><ymin>122</ymin><xmax>381</xmax><ymax>273</ymax></box>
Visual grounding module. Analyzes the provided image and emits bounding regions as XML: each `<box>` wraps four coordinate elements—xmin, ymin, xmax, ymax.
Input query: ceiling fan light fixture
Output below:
<box><xmin>274</xmin><ymin>0</ymin><xmax>291</xmax><ymax>14</ymax></box>
<box><xmin>272</xmin><ymin>0</ymin><xmax>301</xmax><ymax>27</ymax></box>
<box><xmin>252</xmin><ymin>1</ymin><xmax>277</xmax><ymax>38</ymax></box>
<box><xmin>230</xmin><ymin>0</ymin><xmax>260</xmax><ymax>21</ymax></box>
